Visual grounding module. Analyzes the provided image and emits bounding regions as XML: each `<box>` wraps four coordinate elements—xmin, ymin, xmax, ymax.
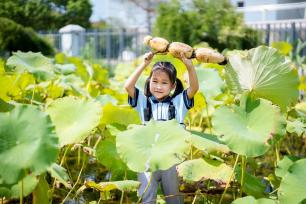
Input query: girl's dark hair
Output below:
<box><xmin>144</xmin><ymin>61</ymin><xmax>184</xmax><ymax>98</ymax></box>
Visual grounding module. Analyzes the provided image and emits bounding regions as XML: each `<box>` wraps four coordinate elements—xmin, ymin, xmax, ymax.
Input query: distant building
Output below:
<box><xmin>230</xmin><ymin>0</ymin><xmax>306</xmax><ymax>22</ymax></box>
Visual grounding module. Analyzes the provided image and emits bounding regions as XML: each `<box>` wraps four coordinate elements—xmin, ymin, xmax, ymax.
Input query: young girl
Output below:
<box><xmin>124</xmin><ymin>52</ymin><xmax>199</xmax><ymax>204</ymax></box>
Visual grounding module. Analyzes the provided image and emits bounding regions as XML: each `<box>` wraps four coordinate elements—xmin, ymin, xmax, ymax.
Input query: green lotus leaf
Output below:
<box><xmin>96</xmin><ymin>95</ymin><xmax>118</xmax><ymax>106</ymax></box>
<box><xmin>67</xmin><ymin>56</ymin><xmax>90</xmax><ymax>83</ymax></box>
<box><xmin>0</xmin><ymin>59</ymin><xmax>4</xmax><ymax>74</ymax></box>
<box><xmin>0</xmin><ymin>174</ymin><xmax>39</xmax><ymax>198</ymax></box>
<box><xmin>232</xmin><ymin>196</ymin><xmax>277</xmax><ymax>204</ymax></box>
<box><xmin>136</xmin><ymin>74</ymin><xmax>148</xmax><ymax>91</ymax></box>
<box><xmin>195</xmin><ymin>67</ymin><xmax>224</xmax><ymax>100</ymax></box>
<box><xmin>275</xmin><ymin>156</ymin><xmax>300</xmax><ymax>179</ymax></box>
<box><xmin>272</xmin><ymin>41</ymin><xmax>293</xmax><ymax>56</ymax></box>
<box><xmin>92</xmin><ymin>64</ymin><xmax>109</xmax><ymax>85</ymax></box>
<box><xmin>225</xmin><ymin>46</ymin><xmax>299</xmax><ymax>111</ymax></box>
<box><xmin>47</xmin><ymin>163</ymin><xmax>70</xmax><ymax>188</ymax></box>
<box><xmin>0</xmin><ymin>98</ymin><xmax>14</xmax><ymax>112</ymax></box>
<box><xmin>177</xmin><ymin>158</ymin><xmax>232</xmax><ymax>183</ymax></box>
<box><xmin>96</xmin><ymin>137</ymin><xmax>128</xmax><ymax>171</ymax></box>
<box><xmin>101</xmin><ymin>103</ymin><xmax>140</xmax><ymax>126</ymax></box>
<box><xmin>0</xmin><ymin>75</ymin><xmax>22</xmax><ymax>101</ymax></box>
<box><xmin>32</xmin><ymin>176</ymin><xmax>49</xmax><ymax>204</ymax></box>
<box><xmin>294</xmin><ymin>101</ymin><xmax>306</xmax><ymax>118</ymax></box>
<box><xmin>189</xmin><ymin>131</ymin><xmax>229</xmax><ymax>154</ymax></box>
<box><xmin>84</xmin><ymin>180</ymin><xmax>140</xmax><ymax>192</ymax></box>
<box><xmin>0</xmin><ymin>105</ymin><xmax>59</xmax><ymax>184</ymax></box>
<box><xmin>46</xmin><ymin>83</ymin><xmax>64</xmax><ymax>99</ymax></box>
<box><xmin>286</xmin><ymin>119</ymin><xmax>305</xmax><ymax>137</ymax></box>
<box><xmin>278</xmin><ymin>159</ymin><xmax>306</xmax><ymax>204</ymax></box>
<box><xmin>46</xmin><ymin>97</ymin><xmax>102</xmax><ymax>147</ymax></box>
<box><xmin>235</xmin><ymin>168</ymin><xmax>266</xmax><ymax>198</ymax></box>
<box><xmin>212</xmin><ymin>97</ymin><xmax>286</xmax><ymax>157</ymax></box>
<box><xmin>117</xmin><ymin>120</ymin><xmax>190</xmax><ymax>172</ymax></box>
<box><xmin>54</xmin><ymin>64</ymin><xmax>76</xmax><ymax>75</ymax></box>
<box><xmin>6</xmin><ymin>51</ymin><xmax>55</xmax><ymax>81</ymax></box>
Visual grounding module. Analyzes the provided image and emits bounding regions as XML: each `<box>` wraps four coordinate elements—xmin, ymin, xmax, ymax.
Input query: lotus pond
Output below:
<box><xmin>0</xmin><ymin>44</ymin><xmax>305</xmax><ymax>204</ymax></box>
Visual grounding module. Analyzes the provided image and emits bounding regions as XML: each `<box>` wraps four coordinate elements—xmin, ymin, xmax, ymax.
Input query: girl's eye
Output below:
<box><xmin>162</xmin><ymin>82</ymin><xmax>168</xmax><ymax>85</ymax></box>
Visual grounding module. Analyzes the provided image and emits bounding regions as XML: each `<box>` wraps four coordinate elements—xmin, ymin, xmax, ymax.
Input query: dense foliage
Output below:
<box><xmin>153</xmin><ymin>0</ymin><xmax>259</xmax><ymax>51</ymax></box>
<box><xmin>0</xmin><ymin>0</ymin><xmax>92</xmax><ymax>30</ymax></box>
<box><xmin>0</xmin><ymin>43</ymin><xmax>305</xmax><ymax>203</ymax></box>
<box><xmin>0</xmin><ymin>17</ymin><xmax>54</xmax><ymax>56</ymax></box>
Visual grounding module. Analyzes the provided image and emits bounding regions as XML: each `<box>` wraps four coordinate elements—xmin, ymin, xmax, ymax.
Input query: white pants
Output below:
<box><xmin>137</xmin><ymin>165</ymin><xmax>184</xmax><ymax>204</ymax></box>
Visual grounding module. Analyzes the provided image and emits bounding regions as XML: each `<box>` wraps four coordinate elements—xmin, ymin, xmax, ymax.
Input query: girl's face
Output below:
<box><xmin>149</xmin><ymin>70</ymin><xmax>175</xmax><ymax>101</ymax></box>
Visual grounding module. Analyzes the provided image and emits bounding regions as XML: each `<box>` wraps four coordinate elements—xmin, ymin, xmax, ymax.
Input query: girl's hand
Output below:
<box><xmin>180</xmin><ymin>52</ymin><xmax>193</xmax><ymax>69</ymax></box>
<box><xmin>143</xmin><ymin>52</ymin><xmax>154</xmax><ymax>66</ymax></box>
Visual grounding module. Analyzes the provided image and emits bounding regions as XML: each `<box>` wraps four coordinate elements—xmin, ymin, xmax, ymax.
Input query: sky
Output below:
<box><xmin>90</xmin><ymin>0</ymin><xmax>107</xmax><ymax>22</ymax></box>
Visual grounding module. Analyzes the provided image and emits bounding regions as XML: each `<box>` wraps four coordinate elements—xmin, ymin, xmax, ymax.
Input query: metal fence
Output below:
<box><xmin>40</xmin><ymin>20</ymin><xmax>306</xmax><ymax>64</ymax></box>
<box><xmin>40</xmin><ymin>28</ymin><xmax>149</xmax><ymax>65</ymax></box>
<box><xmin>247</xmin><ymin>19</ymin><xmax>306</xmax><ymax>45</ymax></box>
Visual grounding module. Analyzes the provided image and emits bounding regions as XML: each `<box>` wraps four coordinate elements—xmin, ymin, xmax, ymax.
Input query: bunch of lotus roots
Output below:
<box><xmin>143</xmin><ymin>35</ymin><xmax>226</xmax><ymax>64</ymax></box>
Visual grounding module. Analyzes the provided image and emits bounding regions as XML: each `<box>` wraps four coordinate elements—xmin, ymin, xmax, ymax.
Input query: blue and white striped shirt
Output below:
<box><xmin>128</xmin><ymin>87</ymin><xmax>194</xmax><ymax>124</ymax></box>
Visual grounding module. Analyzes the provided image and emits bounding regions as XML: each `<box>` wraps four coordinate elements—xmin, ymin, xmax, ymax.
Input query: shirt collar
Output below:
<box><xmin>149</xmin><ymin>95</ymin><xmax>172</xmax><ymax>103</ymax></box>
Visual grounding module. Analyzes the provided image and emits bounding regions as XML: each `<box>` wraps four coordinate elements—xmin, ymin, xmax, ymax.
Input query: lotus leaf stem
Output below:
<box><xmin>19</xmin><ymin>179</ymin><xmax>23</xmax><ymax>204</ymax></box>
<box><xmin>61</xmin><ymin>157</ymin><xmax>86</xmax><ymax>204</ymax></box>
<box><xmin>218</xmin><ymin>154</ymin><xmax>240</xmax><ymax>204</ymax></box>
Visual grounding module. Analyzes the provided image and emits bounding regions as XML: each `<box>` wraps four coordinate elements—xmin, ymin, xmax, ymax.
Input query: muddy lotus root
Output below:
<box><xmin>143</xmin><ymin>35</ymin><xmax>169</xmax><ymax>52</ymax></box>
<box><xmin>168</xmin><ymin>42</ymin><xmax>193</xmax><ymax>59</ymax></box>
<box><xmin>195</xmin><ymin>48</ymin><xmax>225</xmax><ymax>63</ymax></box>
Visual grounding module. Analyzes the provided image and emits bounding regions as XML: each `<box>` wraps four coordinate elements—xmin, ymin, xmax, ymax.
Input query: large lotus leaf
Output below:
<box><xmin>96</xmin><ymin>95</ymin><xmax>118</xmax><ymax>106</ymax></box>
<box><xmin>114</xmin><ymin>62</ymin><xmax>137</xmax><ymax>82</ymax></box>
<box><xmin>47</xmin><ymin>163</ymin><xmax>70</xmax><ymax>188</ymax></box>
<box><xmin>275</xmin><ymin>156</ymin><xmax>300</xmax><ymax>179</ymax></box>
<box><xmin>225</xmin><ymin>46</ymin><xmax>299</xmax><ymax>111</ymax></box>
<box><xmin>195</xmin><ymin>67</ymin><xmax>224</xmax><ymax>100</ymax></box>
<box><xmin>278</xmin><ymin>159</ymin><xmax>306</xmax><ymax>204</ymax></box>
<box><xmin>54</xmin><ymin>64</ymin><xmax>76</xmax><ymax>75</ymax></box>
<box><xmin>84</xmin><ymin>180</ymin><xmax>140</xmax><ymax>192</ymax></box>
<box><xmin>92</xmin><ymin>64</ymin><xmax>109</xmax><ymax>85</ymax></box>
<box><xmin>136</xmin><ymin>74</ymin><xmax>148</xmax><ymax>91</ymax></box>
<box><xmin>295</xmin><ymin>101</ymin><xmax>306</xmax><ymax>118</ymax></box>
<box><xmin>286</xmin><ymin>119</ymin><xmax>305</xmax><ymax>137</ymax></box>
<box><xmin>32</xmin><ymin>176</ymin><xmax>49</xmax><ymax>204</ymax></box>
<box><xmin>59</xmin><ymin>74</ymin><xmax>85</xmax><ymax>88</ymax></box>
<box><xmin>6</xmin><ymin>51</ymin><xmax>55</xmax><ymax>81</ymax></box>
<box><xmin>0</xmin><ymin>174</ymin><xmax>39</xmax><ymax>198</ymax></box>
<box><xmin>212</xmin><ymin>97</ymin><xmax>286</xmax><ymax>157</ymax></box>
<box><xmin>0</xmin><ymin>98</ymin><xmax>14</xmax><ymax>112</ymax></box>
<box><xmin>177</xmin><ymin>158</ymin><xmax>232</xmax><ymax>183</ymax></box>
<box><xmin>271</xmin><ymin>41</ymin><xmax>293</xmax><ymax>56</ymax></box>
<box><xmin>96</xmin><ymin>137</ymin><xmax>127</xmax><ymax>171</ymax></box>
<box><xmin>67</xmin><ymin>56</ymin><xmax>90</xmax><ymax>83</ymax></box>
<box><xmin>101</xmin><ymin>103</ymin><xmax>141</xmax><ymax>126</ymax></box>
<box><xmin>0</xmin><ymin>59</ymin><xmax>4</xmax><ymax>74</ymax></box>
<box><xmin>0</xmin><ymin>75</ymin><xmax>22</xmax><ymax>101</ymax></box>
<box><xmin>232</xmin><ymin>196</ymin><xmax>277</xmax><ymax>204</ymax></box>
<box><xmin>0</xmin><ymin>105</ymin><xmax>59</xmax><ymax>184</ymax></box>
<box><xmin>117</xmin><ymin>120</ymin><xmax>190</xmax><ymax>172</ymax></box>
<box><xmin>235</xmin><ymin>168</ymin><xmax>266</xmax><ymax>198</ymax></box>
<box><xmin>189</xmin><ymin>131</ymin><xmax>229</xmax><ymax>153</ymax></box>
<box><xmin>46</xmin><ymin>97</ymin><xmax>102</xmax><ymax>147</ymax></box>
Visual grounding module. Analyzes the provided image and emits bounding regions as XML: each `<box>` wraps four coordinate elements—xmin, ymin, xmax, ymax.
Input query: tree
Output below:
<box><xmin>0</xmin><ymin>17</ymin><xmax>54</xmax><ymax>56</ymax></box>
<box><xmin>0</xmin><ymin>0</ymin><xmax>92</xmax><ymax>31</ymax></box>
<box><xmin>153</xmin><ymin>0</ymin><xmax>259</xmax><ymax>51</ymax></box>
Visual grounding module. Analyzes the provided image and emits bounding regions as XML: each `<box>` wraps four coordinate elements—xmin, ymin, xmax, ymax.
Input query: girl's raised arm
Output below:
<box><xmin>180</xmin><ymin>52</ymin><xmax>199</xmax><ymax>99</ymax></box>
<box><xmin>124</xmin><ymin>52</ymin><xmax>154</xmax><ymax>98</ymax></box>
